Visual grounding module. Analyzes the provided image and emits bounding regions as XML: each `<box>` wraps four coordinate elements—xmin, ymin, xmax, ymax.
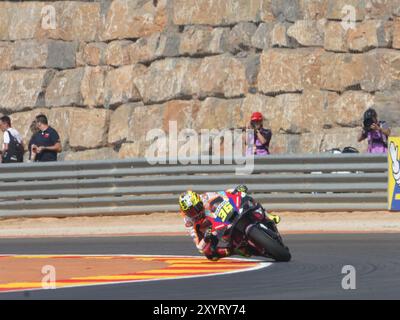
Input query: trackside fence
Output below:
<box><xmin>0</xmin><ymin>154</ymin><xmax>387</xmax><ymax>218</ymax></box>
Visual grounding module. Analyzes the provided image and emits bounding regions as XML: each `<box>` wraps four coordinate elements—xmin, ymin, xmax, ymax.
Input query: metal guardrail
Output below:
<box><xmin>0</xmin><ymin>154</ymin><xmax>388</xmax><ymax>218</ymax></box>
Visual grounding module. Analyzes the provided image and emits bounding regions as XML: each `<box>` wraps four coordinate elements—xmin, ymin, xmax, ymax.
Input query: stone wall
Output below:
<box><xmin>0</xmin><ymin>0</ymin><xmax>400</xmax><ymax>161</ymax></box>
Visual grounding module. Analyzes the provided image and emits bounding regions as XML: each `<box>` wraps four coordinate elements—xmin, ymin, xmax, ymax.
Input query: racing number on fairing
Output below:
<box><xmin>216</xmin><ymin>201</ymin><xmax>234</xmax><ymax>222</ymax></box>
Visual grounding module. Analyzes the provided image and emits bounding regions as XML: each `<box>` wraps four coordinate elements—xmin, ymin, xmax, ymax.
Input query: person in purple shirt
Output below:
<box><xmin>246</xmin><ymin>112</ymin><xmax>272</xmax><ymax>156</ymax></box>
<box><xmin>358</xmin><ymin>108</ymin><xmax>391</xmax><ymax>154</ymax></box>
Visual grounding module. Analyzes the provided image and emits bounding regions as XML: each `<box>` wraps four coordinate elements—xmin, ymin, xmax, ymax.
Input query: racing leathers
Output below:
<box><xmin>182</xmin><ymin>188</ymin><xmax>278</xmax><ymax>261</ymax></box>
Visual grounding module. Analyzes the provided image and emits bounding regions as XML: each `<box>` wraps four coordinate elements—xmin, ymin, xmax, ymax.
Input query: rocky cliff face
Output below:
<box><xmin>0</xmin><ymin>0</ymin><xmax>399</xmax><ymax>160</ymax></box>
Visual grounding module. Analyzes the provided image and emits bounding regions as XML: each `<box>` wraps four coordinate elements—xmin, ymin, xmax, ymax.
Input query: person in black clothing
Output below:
<box><xmin>0</xmin><ymin>115</ymin><xmax>24</xmax><ymax>163</ymax></box>
<box><xmin>30</xmin><ymin>114</ymin><xmax>62</xmax><ymax>162</ymax></box>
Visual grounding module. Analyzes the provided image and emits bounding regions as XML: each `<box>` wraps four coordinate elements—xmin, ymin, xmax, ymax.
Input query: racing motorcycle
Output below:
<box><xmin>208</xmin><ymin>192</ymin><xmax>291</xmax><ymax>262</ymax></box>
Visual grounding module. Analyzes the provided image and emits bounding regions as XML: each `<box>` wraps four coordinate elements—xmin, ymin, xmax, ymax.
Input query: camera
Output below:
<box><xmin>363</xmin><ymin>108</ymin><xmax>377</xmax><ymax>132</ymax></box>
<box><xmin>363</xmin><ymin>117</ymin><xmax>375</xmax><ymax>132</ymax></box>
<box><xmin>250</xmin><ymin>121</ymin><xmax>257</xmax><ymax>129</ymax></box>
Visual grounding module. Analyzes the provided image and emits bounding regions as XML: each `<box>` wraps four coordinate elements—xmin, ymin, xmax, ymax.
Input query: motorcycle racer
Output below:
<box><xmin>178</xmin><ymin>186</ymin><xmax>281</xmax><ymax>261</ymax></box>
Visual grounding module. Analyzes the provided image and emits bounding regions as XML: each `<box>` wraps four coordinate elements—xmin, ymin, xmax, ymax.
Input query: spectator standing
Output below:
<box><xmin>358</xmin><ymin>108</ymin><xmax>391</xmax><ymax>154</ymax></box>
<box><xmin>246</xmin><ymin>112</ymin><xmax>272</xmax><ymax>156</ymax></box>
<box><xmin>0</xmin><ymin>116</ymin><xmax>24</xmax><ymax>163</ymax></box>
<box><xmin>27</xmin><ymin>120</ymin><xmax>40</xmax><ymax>162</ymax></box>
<box><xmin>31</xmin><ymin>114</ymin><xmax>62</xmax><ymax>162</ymax></box>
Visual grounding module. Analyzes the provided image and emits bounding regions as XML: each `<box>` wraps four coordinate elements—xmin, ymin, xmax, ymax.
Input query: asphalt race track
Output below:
<box><xmin>0</xmin><ymin>234</ymin><xmax>400</xmax><ymax>300</ymax></box>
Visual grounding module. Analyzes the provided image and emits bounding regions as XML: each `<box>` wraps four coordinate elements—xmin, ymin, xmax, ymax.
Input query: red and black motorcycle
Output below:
<box><xmin>208</xmin><ymin>192</ymin><xmax>291</xmax><ymax>262</ymax></box>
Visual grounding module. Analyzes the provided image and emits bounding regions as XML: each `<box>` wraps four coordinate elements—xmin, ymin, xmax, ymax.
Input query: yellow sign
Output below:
<box><xmin>388</xmin><ymin>137</ymin><xmax>400</xmax><ymax>211</ymax></box>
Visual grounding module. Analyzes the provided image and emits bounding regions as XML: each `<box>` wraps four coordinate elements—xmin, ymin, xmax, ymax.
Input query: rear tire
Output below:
<box><xmin>248</xmin><ymin>226</ymin><xmax>291</xmax><ymax>262</ymax></box>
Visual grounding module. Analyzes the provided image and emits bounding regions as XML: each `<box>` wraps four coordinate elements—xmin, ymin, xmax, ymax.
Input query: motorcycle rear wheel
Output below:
<box><xmin>248</xmin><ymin>226</ymin><xmax>291</xmax><ymax>262</ymax></box>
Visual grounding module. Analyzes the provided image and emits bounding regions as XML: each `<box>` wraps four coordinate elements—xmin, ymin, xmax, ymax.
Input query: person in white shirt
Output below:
<box><xmin>0</xmin><ymin>116</ymin><xmax>24</xmax><ymax>163</ymax></box>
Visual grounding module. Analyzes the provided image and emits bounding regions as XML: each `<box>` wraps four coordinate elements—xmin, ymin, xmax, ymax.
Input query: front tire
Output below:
<box><xmin>248</xmin><ymin>226</ymin><xmax>291</xmax><ymax>262</ymax></box>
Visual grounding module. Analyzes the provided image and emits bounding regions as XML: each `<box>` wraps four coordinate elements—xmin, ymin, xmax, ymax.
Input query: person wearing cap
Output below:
<box><xmin>246</xmin><ymin>112</ymin><xmax>272</xmax><ymax>156</ymax></box>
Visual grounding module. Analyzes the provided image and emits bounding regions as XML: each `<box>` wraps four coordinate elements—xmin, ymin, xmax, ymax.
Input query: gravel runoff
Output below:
<box><xmin>0</xmin><ymin>211</ymin><xmax>400</xmax><ymax>238</ymax></box>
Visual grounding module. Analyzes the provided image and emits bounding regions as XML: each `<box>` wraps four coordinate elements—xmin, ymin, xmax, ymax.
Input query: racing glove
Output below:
<box><xmin>234</xmin><ymin>185</ymin><xmax>249</xmax><ymax>194</ymax></box>
<box><xmin>203</xmin><ymin>229</ymin><xmax>218</xmax><ymax>245</ymax></box>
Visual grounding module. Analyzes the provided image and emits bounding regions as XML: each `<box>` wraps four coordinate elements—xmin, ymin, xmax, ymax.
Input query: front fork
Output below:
<box><xmin>245</xmin><ymin>221</ymin><xmax>284</xmax><ymax>254</ymax></box>
<box><xmin>233</xmin><ymin>210</ymin><xmax>281</xmax><ymax>257</ymax></box>
<box><xmin>251</xmin><ymin>208</ymin><xmax>279</xmax><ymax>233</ymax></box>
<box><xmin>243</xmin><ymin>223</ymin><xmax>267</xmax><ymax>256</ymax></box>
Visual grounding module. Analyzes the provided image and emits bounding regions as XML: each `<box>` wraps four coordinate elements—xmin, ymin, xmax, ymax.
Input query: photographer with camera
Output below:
<box><xmin>358</xmin><ymin>108</ymin><xmax>391</xmax><ymax>154</ymax></box>
<box><xmin>246</xmin><ymin>112</ymin><xmax>272</xmax><ymax>156</ymax></box>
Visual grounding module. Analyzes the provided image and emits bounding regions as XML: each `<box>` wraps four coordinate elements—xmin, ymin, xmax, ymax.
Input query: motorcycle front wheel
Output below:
<box><xmin>248</xmin><ymin>226</ymin><xmax>291</xmax><ymax>262</ymax></box>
